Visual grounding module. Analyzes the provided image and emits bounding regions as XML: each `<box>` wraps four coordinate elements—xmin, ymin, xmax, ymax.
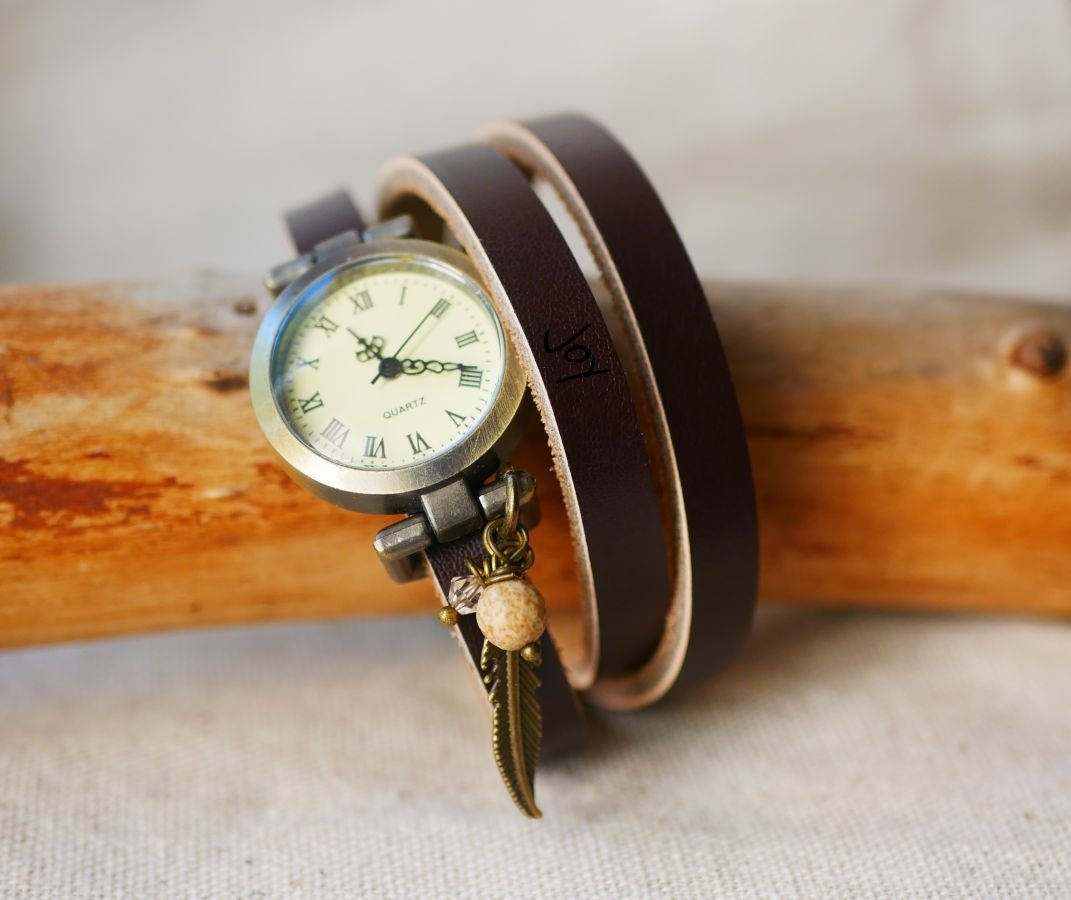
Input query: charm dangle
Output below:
<box><xmin>481</xmin><ymin>638</ymin><xmax>543</xmax><ymax>818</ymax></box>
<box><xmin>445</xmin><ymin>572</ymin><xmax>482</xmax><ymax>616</ymax></box>
<box><xmin>437</xmin><ymin>466</ymin><xmax>547</xmax><ymax>818</ymax></box>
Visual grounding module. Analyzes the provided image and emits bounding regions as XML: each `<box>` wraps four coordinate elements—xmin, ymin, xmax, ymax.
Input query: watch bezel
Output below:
<box><xmin>250</xmin><ymin>238</ymin><xmax>527</xmax><ymax>514</ymax></box>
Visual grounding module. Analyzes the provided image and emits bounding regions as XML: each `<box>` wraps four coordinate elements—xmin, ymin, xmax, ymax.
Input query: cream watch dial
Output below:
<box><xmin>271</xmin><ymin>254</ymin><xmax>506</xmax><ymax>471</ymax></box>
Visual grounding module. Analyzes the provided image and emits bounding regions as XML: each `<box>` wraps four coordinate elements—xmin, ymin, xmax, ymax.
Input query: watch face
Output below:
<box><xmin>271</xmin><ymin>253</ymin><xmax>506</xmax><ymax>471</ymax></box>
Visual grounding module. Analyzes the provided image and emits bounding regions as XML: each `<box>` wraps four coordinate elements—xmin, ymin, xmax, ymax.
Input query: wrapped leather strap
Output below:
<box><xmin>486</xmin><ymin>115</ymin><xmax>758</xmax><ymax>706</ymax></box>
<box><xmin>284</xmin><ymin>189</ymin><xmax>366</xmax><ymax>254</ymax></box>
<box><xmin>379</xmin><ymin>144</ymin><xmax>674</xmax><ymax>688</ymax></box>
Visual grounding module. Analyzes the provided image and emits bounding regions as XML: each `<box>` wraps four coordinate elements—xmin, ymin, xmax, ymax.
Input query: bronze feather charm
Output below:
<box><xmin>481</xmin><ymin>639</ymin><xmax>543</xmax><ymax>818</ymax></box>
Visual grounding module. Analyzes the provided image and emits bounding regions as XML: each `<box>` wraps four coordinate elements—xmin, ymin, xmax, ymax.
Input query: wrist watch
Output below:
<box><xmin>249</xmin><ymin>191</ymin><xmax>583</xmax><ymax>818</ymax></box>
<box><xmin>252</xmin><ymin>203</ymin><xmax>525</xmax><ymax>517</ymax></box>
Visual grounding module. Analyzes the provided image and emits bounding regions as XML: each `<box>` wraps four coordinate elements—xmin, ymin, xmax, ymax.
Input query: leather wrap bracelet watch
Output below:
<box><xmin>250</xmin><ymin>113</ymin><xmax>758</xmax><ymax>819</ymax></box>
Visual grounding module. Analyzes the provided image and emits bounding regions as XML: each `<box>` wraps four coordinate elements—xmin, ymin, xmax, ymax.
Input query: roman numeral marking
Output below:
<box><xmin>320</xmin><ymin>417</ymin><xmax>350</xmax><ymax>448</ymax></box>
<box><xmin>446</xmin><ymin>409</ymin><xmax>467</xmax><ymax>428</ymax></box>
<box><xmin>454</xmin><ymin>330</ymin><xmax>479</xmax><ymax>349</ymax></box>
<box><xmin>431</xmin><ymin>298</ymin><xmax>451</xmax><ymax>318</ymax></box>
<box><xmin>458</xmin><ymin>367</ymin><xmax>483</xmax><ymax>389</ymax></box>
<box><xmin>313</xmin><ymin>315</ymin><xmax>339</xmax><ymax>336</ymax></box>
<box><xmin>296</xmin><ymin>357</ymin><xmax>320</xmax><ymax>370</ymax></box>
<box><xmin>363</xmin><ymin>435</ymin><xmax>386</xmax><ymax>458</ymax></box>
<box><xmin>350</xmin><ymin>290</ymin><xmax>373</xmax><ymax>313</ymax></box>
<box><xmin>398</xmin><ymin>286</ymin><xmax>407</xmax><ymax>306</ymax></box>
<box><xmin>297</xmin><ymin>392</ymin><xmax>324</xmax><ymax>414</ymax></box>
<box><xmin>406</xmin><ymin>432</ymin><xmax>432</xmax><ymax>455</ymax></box>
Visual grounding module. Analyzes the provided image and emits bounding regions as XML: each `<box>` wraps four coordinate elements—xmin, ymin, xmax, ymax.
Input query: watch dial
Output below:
<box><xmin>272</xmin><ymin>254</ymin><xmax>506</xmax><ymax>470</ymax></box>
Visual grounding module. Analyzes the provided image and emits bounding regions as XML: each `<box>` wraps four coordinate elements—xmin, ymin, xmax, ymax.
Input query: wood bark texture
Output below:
<box><xmin>0</xmin><ymin>274</ymin><xmax>1067</xmax><ymax>650</ymax></box>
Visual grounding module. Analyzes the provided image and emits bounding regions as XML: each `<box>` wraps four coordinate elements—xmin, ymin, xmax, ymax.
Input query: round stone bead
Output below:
<box><xmin>475</xmin><ymin>578</ymin><xmax>547</xmax><ymax>652</ymax></box>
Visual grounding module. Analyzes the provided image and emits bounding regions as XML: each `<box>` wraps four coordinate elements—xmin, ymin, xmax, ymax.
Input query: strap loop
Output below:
<box><xmin>485</xmin><ymin>114</ymin><xmax>758</xmax><ymax>707</ymax></box>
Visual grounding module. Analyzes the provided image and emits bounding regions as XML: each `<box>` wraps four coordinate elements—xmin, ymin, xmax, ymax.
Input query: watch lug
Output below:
<box><xmin>261</xmin><ymin>228</ymin><xmax>364</xmax><ymax>296</ymax></box>
<box><xmin>478</xmin><ymin>470</ymin><xmax>538</xmax><ymax>528</ymax></box>
<box><xmin>420</xmin><ymin>478</ymin><xmax>483</xmax><ymax>543</ymax></box>
<box><xmin>263</xmin><ymin>252</ymin><xmax>315</xmax><ymax>296</ymax></box>
<box><xmin>373</xmin><ymin>515</ymin><xmax>432</xmax><ymax>583</ymax></box>
<box><xmin>312</xmin><ymin>229</ymin><xmax>361</xmax><ymax>261</ymax></box>
<box><xmin>372</xmin><ymin>471</ymin><xmax>540</xmax><ymax>583</ymax></box>
<box><xmin>361</xmin><ymin>214</ymin><xmax>415</xmax><ymax>243</ymax></box>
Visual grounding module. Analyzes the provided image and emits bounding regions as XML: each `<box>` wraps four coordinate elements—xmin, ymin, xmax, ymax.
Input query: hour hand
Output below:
<box><xmin>347</xmin><ymin>328</ymin><xmax>385</xmax><ymax>362</ymax></box>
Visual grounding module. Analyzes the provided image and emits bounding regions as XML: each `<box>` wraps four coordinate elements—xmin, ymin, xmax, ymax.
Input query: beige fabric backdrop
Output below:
<box><xmin>1</xmin><ymin>1</ymin><xmax>1070</xmax><ymax>897</ymax></box>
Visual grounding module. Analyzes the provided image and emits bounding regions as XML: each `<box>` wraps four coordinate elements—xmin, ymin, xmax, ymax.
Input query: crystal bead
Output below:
<box><xmin>447</xmin><ymin>574</ymin><xmax>482</xmax><ymax>614</ymax></box>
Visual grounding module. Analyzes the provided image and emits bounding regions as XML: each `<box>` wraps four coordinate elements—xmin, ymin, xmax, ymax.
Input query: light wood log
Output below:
<box><xmin>0</xmin><ymin>275</ymin><xmax>1068</xmax><ymax>650</ymax></box>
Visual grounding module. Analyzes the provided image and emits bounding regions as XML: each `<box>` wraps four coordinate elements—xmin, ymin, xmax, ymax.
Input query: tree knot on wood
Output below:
<box><xmin>233</xmin><ymin>298</ymin><xmax>259</xmax><ymax>316</ymax></box>
<box><xmin>1011</xmin><ymin>331</ymin><xmax>1067</xmax><ymax>380</ymax></box>
<box><xmin>203</xmin><ymin>370</ymin><xmax>249</xmax><ymax>393</ymax></box>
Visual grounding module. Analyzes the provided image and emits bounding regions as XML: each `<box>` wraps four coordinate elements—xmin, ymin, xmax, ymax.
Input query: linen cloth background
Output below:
<box><xmin>1</xmin><ymin>1</ymin><xmax>1069</xmax><ymax>897</ymax></box>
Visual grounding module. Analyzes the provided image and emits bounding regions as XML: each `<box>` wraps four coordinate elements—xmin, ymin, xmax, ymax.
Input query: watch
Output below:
<box><xmin>249</xmin><ymin>192</ymin><xmax>584</xmax><ymax>818</ymax></box>
<box><xmin>252</xmin><ymin>231</ymin><xmax>526</xmax><ymax>515</ymax></box>
<box><xmin>247</xmin><ymin>112</ymin><xmax>759</xmax><ymax>820</ymax></box>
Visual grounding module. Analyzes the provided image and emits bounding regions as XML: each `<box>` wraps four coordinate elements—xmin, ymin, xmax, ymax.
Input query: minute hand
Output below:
<box><xmin>371</xmin><ymin>305</ymin><xmax>441</xmax><ymax>385</ymax></box>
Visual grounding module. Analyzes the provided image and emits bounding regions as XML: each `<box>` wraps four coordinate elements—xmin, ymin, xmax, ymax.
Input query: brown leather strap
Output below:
<box><xmin>424</xmin><ymin>535</ymin><xmax>585</xmax><ymax>758</ymax></box>
<box><xmin>485</xmin><ymin>115</ymin><xmax>759</xmax><ymax>706</ymax></box>
<box><xmin>284</xmin><ymin>189</ymin><xmax>366</xmax><ymax>254</ymax></box>
<box><xmin>378</xmin><ymin>145</ymin><xmax>674</xmax><ymax>687</ymax></box>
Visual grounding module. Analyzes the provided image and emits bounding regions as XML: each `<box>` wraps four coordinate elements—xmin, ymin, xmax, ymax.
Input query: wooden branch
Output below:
<box><xmin>1</xmin><ymin>274</ymin><xmax>1068</xmax><ymax>650</ymax></box>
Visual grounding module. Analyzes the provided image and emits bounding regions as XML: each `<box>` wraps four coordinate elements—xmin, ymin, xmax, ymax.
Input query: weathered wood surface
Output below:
<box><xmin>0</xmin><ymin>274</ymin><xmax>1068</xmax><ymax>650</ymax></box>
